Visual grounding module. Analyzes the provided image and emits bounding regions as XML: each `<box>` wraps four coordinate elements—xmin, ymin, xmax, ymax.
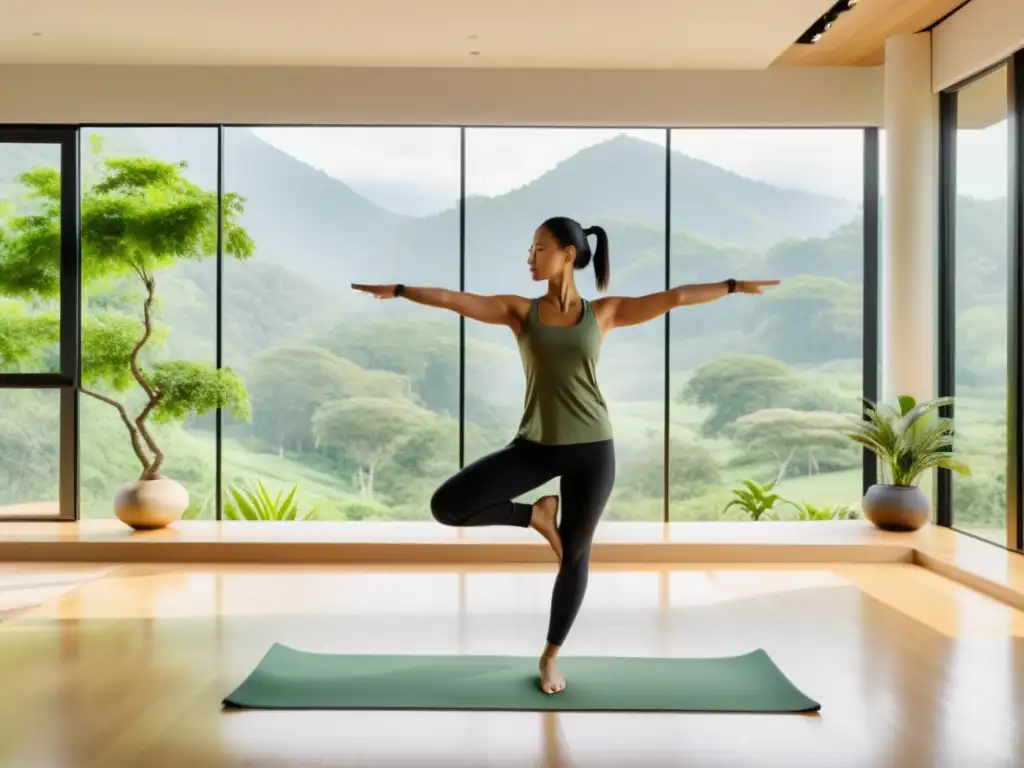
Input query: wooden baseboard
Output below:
<box><xmin>0</xmin><ymin>539</ymin><xmax>915</xmax><ymax>566</ymax></box>
<box><xmin>0</xmin><ymin>519</ymin><xmax>916</xmax><ymax>565</ymax></box>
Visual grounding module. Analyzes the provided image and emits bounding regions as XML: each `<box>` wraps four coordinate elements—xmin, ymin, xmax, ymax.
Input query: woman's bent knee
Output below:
<box><xmin>430</xmin><ymin>483</ymin><xmax>462</xmax><ymax>526</ymax></box>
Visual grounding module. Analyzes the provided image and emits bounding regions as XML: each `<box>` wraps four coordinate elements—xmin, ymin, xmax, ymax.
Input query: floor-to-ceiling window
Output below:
<box><xmin>668</xmin><ymin>129</ymin><xmax>866</xmax><ymax>521</ymax></box>
<box><xmin>222</xmin><ymin>128</ymin><xmax>461</xmax><ymax>522</ymax></box>
<box><xmin>0</xmin><ymin>129</ymin><xmax>78</xmax><ymax>520</ymax></box>
<box><xmin>948</xmin><ymin>66</ymin><xmax>1010</xmax><ymax>545</ymax></box>
<box><xmin>75</xmin><ymin>128</ymin><xmax>220</xmax><ymax>519</ymax></box>
<box><xmin>939</xmin><ymin>50</ymin><xmax>1024</xmax><ymax>552</ymax></box>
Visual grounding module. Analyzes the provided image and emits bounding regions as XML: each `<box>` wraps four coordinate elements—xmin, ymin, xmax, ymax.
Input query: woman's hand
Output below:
<box><xmin>735</xmin><ymin>280</ymin><xmax>780</xmax><ymax>295</ymax></box>
<box><xmin>352</xmin><ymin>284</ymin><xmax>398</xmax><ymax>299</ymax></box>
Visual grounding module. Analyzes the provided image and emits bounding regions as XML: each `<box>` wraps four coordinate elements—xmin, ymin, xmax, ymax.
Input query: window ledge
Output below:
<box><xmin>0</xmin><ymin>519</ymin><xmax>1019</xmax><ymax>610</ymax></box>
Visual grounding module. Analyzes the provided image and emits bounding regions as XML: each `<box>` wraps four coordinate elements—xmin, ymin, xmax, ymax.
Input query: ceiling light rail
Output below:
<box><xmin>796</xmin><ymin>0</ymin><xmax>858</xmax><ymax>45</ymax></box>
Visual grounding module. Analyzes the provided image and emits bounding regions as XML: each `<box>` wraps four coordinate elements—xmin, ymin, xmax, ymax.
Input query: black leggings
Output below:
<box><xmin>430</xmin><ymin>437</ymin><xmax>616</xmax><ymax>647</ymax></box>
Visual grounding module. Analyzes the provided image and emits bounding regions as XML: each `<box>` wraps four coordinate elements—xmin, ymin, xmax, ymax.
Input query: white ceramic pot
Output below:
<box><xmin>114</xmin><ymin>477</ymin><xmax>189</xmax><ymax>530</ymax></box>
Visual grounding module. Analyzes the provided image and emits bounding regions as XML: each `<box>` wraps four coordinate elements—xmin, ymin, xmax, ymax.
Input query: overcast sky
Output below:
<box><xmin>255</xmin><ymin>124</ymin><xmax>1008</xmax><ymax>215</ymax></box>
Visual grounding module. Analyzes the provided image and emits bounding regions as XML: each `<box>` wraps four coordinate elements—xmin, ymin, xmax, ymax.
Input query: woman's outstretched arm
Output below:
<box><xmin>593</xmin><ymin>280</ymin><xmax>779</xmax><ymax>332</ymax></box>
<box><xmin>352</xmin><ymin>284</ymin><xmax>531</xmax><ymax>333</ymax></box>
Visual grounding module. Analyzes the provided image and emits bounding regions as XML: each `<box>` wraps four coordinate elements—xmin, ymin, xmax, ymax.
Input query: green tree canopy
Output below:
<box><xmin>952</xmin><ymin>469</ymin><xmax>1006</xmax><ymax>527</ymax></box>
<box><xmin>0</xmin><ymin>301</ymin><xmax>58</xmax><ymax>371</ymax></box>
<box><xmin>956</xmin><ymin>305</ymin><xmax>1006</xmax><ymax>387</ymax></box>
<box><xmin>377</xmin><ymin>418</ymin><xmax>463</xmax><ymax>506</ymax></box>
<box><xmin>756</xmin><ymin>275</ymin><xmax>861</xmax><ymax>365</ymax></box>
<box><xmin>619</xmin><ymin>437</ymin><xmax>722</xmax><ymax>501</ymax></box>
<box><xmin>731</xmin><ymin>408</ymin><xmax>858</xmax><ymax>477</ymax></box>
<box><xmin>763</xmin><ymin>217</ymin><xmax>862</xmax><ymax>282</ymax></box>
<box><xmin>680</xmin><ymin>354</ymin><xmax>840</xmax><ymax>436</ymax></box>
<box><xmin>313</xmin><ymin>396</ymin><xmax>434</xmax><ymax>499</ymax></box>
<box><xmin>318</xmin><ymin>318</ymin><xmax>461</xmax><ymax>415</ymax></box>
<box><xmin>248</xmin><ymin>346</ymin><xmax>412</xmax><ymax>454</ymax></box>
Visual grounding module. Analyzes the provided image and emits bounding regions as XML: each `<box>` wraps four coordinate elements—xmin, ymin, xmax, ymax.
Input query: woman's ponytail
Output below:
<box><xmin>583</xmin><ymin>225</ymin><xmax>610</xmax><ymax>292</ymax></box>
<box><xmin>539</xmin><ymin>216</ymin><xmax>611</xmax><ymax>292</ymax></box>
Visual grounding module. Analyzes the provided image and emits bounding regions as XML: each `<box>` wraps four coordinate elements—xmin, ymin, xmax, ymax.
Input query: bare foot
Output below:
<box><xmin>540</xmin><ymin>655</ymin><xmax>566</xmax><ymax>695</ymax></box>
<box><xmin>530</xmin><ymin>496</ymin><xmax>563</xmax><ymax>562</ymax></box>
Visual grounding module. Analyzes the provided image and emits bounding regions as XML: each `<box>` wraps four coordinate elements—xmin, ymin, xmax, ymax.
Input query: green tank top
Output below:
<box><xmin>516</xmin><ymin>298</ymin><xmax>613</xmax><ymax>445</ymax></box>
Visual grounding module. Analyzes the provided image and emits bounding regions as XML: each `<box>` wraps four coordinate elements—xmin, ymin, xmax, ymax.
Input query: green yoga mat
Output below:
<box><xmin>224</xmin><ymin>644</ymin><xmax>819</xmax><ymax>713</ymax></box>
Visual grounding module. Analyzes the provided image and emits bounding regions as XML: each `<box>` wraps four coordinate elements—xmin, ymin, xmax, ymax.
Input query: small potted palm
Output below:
<box><xmin>847</xmin><ymin>395</ymin><xmax>970</xmax><ymax>531</ymax></box>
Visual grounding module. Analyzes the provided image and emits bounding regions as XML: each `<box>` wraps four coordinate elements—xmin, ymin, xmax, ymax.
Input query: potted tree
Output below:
<box><xmin>847</xmin><ymin>395</ymin><xmax>970</xmax><ymax>531</ymax></box>
<box><xmin>0</xmin><ymin>142</ymin><xmax>254</xmax><ymax>529</ymax></box>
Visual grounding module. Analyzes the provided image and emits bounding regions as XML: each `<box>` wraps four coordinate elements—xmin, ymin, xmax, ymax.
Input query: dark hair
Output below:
<box><xmin>540</xmin><ymin>216</ymin><xmax>611</xmax><ymax>292</ymax></box>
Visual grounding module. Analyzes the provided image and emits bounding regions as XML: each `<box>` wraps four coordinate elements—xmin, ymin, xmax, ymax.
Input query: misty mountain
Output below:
<box><xmin>351</xmin><ymin>180</ymin><xmax>457</xmax><ymax>217</ymax></box>
<box><xmin>481</xmin><ymin>135</ymin><xmax>857</xmax><ymax>247</ymax></box>
<box><xmin>95</xmin><ymin>127</ymin><xmax>405</xmax><ymax>269</ymax></box>
<box><xmin>96</xmin><ymin>128</ymin><xmax>859</xmax><ymax>292</ymax></box>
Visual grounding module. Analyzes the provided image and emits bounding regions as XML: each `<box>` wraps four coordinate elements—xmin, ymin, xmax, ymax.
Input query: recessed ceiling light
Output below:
<box><xmin>32</xmin><ymin>32</ymin><xmax>42</xmax><ymax>37</ymax></box>
<box><xmin>469</xmin><ymin>50</ymin><xmax>480</xmax><ymax>56</ymax></box>
<box><xmin>468</xmin><ymin>34</ymin><xmax>479</xmax><ymax>41</ymax></box>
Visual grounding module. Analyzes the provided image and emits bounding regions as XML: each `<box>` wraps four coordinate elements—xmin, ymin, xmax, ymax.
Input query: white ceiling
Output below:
<box><xmin>0</xmin><ymin>0</ymin><xmax>835</xmax><ymax>69</ymax></box>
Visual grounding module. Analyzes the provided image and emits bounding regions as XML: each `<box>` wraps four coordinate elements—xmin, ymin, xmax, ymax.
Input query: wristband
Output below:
<box><xmin>394</xmin><ymin>284</ymin><xmax>405</xmax><ymax>298</ymax></box>
<box><xmin>726</xmin><ymin>278</ymin><xmax>737</xmax><ymax>294</ymax></box>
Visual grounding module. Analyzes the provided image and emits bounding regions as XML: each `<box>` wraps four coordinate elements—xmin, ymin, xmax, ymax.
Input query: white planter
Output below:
<box><xmin>114</xmin><ymin>477</ymin><xmax>189</xmax><ymax>530</ymax></box>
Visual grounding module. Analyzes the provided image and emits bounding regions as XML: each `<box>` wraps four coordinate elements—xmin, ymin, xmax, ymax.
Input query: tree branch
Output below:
<box><xmin>130</xmin><ymin>259</ymin><xmax>149</xmax><ymax>286</ymax></box>
<box><xmin>135</xmin><ymin>392</ymin><xmax>165</xmax><ymax>480</ymax></box>
<box><xmin>80</xmin><ymin>387</ymin><xmax>151</xmax><ymax>476</ymax></box>
<box><xmin>124</xmin><ymin>264</ymin><xmax>168</xmax><ymax>479</ymax></box>
<box><xmin>129</xmin><ymin>273</ymin><xmax>158</xmax><ymax>400</ymax></box>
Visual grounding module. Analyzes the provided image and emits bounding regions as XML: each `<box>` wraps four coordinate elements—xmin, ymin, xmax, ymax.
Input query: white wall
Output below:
<box><xmin>933</xmin><ymin>0</ymin><xmax>1024</xmax><ymax>91</ymax></box>
<box><xmin>0</xmin><ymin>64</ymin><xmax>883</xmax><ymax>127</ymax></box>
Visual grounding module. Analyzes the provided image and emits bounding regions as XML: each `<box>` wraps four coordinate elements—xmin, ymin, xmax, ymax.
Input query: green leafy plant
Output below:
<box><xmin>847</xmin><ymin>395</ymin><xmax>971</xmax><ymax>486</ymax></box>
<box><xmin>223</xmin><ymin>480</ymin><xmax>311</xmax><ymax>521</ymax></box>
<box><xmin>0</xmin><ymin>140</ymin><xmax>255</xmax><ymax>482</ymax></box>
<box><xmin>723</xmin><ymin>479</ymin><xmax>785</xmax><ymax>521</ymax></box>
<box><xmin>782</xmin><ymin>500</ymin><xmax>860</xmax><ymax>521</ymax></box>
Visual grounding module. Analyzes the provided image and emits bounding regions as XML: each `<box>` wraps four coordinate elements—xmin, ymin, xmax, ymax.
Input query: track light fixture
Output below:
<box><xmin>796</xmin><ymin>0</ymin><xmax>858</xmax><ymax>45</ymax></box>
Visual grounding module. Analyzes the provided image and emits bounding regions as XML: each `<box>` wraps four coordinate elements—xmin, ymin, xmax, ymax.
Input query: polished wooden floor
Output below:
<box><xmin>0</xmin><ymin>562</ymin><xmax>1021</xmax><ymax>768</ymax></box>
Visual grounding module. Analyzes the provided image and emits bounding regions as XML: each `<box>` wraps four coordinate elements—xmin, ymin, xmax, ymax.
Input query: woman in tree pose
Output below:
<box><xmin>353</xmin><ymin>216</ymin><xmax>778</xmax><ymax>694</ymax></box>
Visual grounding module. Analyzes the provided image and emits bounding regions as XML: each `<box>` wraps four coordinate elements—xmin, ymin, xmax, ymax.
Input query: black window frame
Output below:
<box><xmin>0</xmin><ymin>126</ymin><xmax>81</xmax><ymax>521</ymax></box>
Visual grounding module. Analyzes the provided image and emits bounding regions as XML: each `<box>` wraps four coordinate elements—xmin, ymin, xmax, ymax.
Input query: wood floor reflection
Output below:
<box><xmin>0</xmin><ymin>563</ymin><xmax>1021</xmax><ymax>768</ymax></box>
